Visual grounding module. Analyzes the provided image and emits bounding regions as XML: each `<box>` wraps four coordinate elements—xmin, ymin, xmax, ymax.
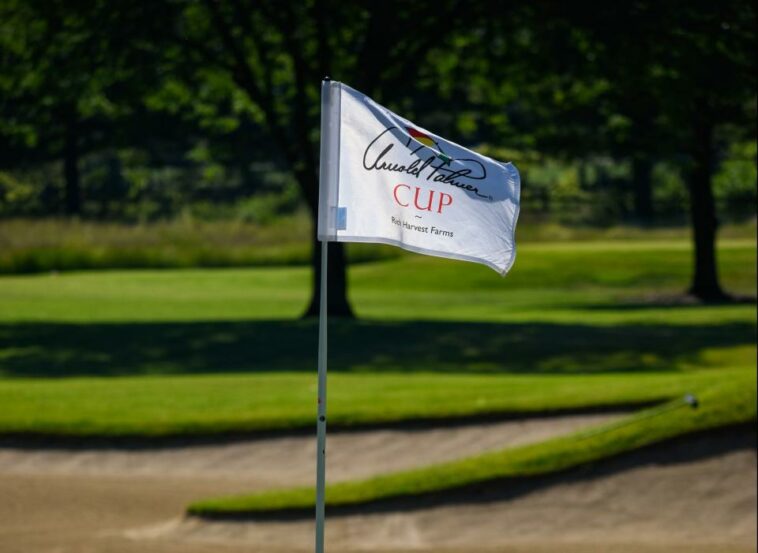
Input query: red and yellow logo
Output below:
<box><xmin>406</xmin><ymin>127</ymin><xmax>452</xmax><ymax>165</ymax></box>
<box><xmin>406</xmin><ymin>127</ymin><xmax>437</xmax><ymax>148</ymax></box>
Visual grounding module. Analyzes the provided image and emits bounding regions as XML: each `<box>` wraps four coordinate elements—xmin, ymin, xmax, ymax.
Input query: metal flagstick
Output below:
<box><xmin>316</xmin><ymin>240</ymin><xmax>329</xmax><ymax>553</ymax></box>
<box><xmin>315</xmin><ymin>238</ymin><xmax>328</xmax><ymax>553</ymax></box>
<box><xmin>315</xmin><ymin>76</ymin><xmax>333</xmax><ymax>553</ymax></box>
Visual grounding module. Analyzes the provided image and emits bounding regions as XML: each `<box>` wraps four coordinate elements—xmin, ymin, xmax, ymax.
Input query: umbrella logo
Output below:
<box><xmin>406</xmin><ymin>127</ymin><xmax>453</xmax><ymax>165</ymax></box>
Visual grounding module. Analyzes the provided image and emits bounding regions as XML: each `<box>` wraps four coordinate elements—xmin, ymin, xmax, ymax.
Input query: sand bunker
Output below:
<box><xmin>0</xmin><ymin>415</ymin><xmax>754</xmax><ymax>553</ymax></box>
<box><xmin>0</xmin><ymin>413</ymin><xmax>619</xmax><ymax>488</ymax></box>
<box><xmin>175</xmin><ymin>435</ymin><xmax>754</xmax><ymax>553</ymax></box>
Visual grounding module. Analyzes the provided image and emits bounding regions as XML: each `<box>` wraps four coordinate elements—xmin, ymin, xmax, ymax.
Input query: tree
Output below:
<box><xmin>599</xmin><ymin>1</ymin><xmax>756</xmax><ymax>299</ymax></box>
<box><xmin>474</xmin><ymin>0</ymin><xmax>755</xmax><ymax>300</ymax></box>
<box><xmin>155</xmin><ymin>0</ymin><xmax>478</xmax><ymax>317</ymax></box>
<box><xmin>0</xmin><ymin>0</ymin><xmax>172</xmax><ymax>215</ymax></box>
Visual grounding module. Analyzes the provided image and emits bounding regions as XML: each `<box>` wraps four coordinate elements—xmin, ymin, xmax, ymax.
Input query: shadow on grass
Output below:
<box><xmin>0</xmin><ymin>319</ymin><xmax>754</xmax><ymax>377</ymax></box>
<box><xmin>583</xmin><ymin>294</ymin><xmax>757</xmax><ymax>310</ymax></box>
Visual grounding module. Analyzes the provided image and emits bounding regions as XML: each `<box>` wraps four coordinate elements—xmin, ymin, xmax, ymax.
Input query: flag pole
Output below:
<box><xmin>315</xmin><ymin>238</ymin><xmax>328</xmax><ymax>553</ymax></box>
<box><xmin>315</xmin><ymin>75</ymin><xmax>332</xmax><ymax>553</ymax></box>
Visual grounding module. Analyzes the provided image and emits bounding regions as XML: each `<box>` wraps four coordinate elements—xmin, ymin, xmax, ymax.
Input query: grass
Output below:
<box><xmin>0</xmin><ymin>370</ymin><xmax>741</xmax><ymax>438</ymax></box>
<box><xmin>0</xmin><ymin>242</ymin><xmax>754</xmax><ymax>384</ymax></box>
<box><xmin>0</xmin><ymin>318</ymin><xmax>753</xmax><ymax>378</ymax></box>
<box><xmin>351</xmin><ymin>238</ymin><xmax>756</xmax><ymax>324</ymax></box>
<box><xmin>1</xmin><ymin>216</ymin><xmax>754</xmax><ymax>274</ymax></box>
<box><xmin>0</xmin><ymin>215</ymin><xmax>399</xmax><ymax>274</ymax></box>
<box><xmin>0</xmin><ymin>232</ymin><xmax>754</xmax><ymax>513</ymax></box>
<box><xmin>0</xmin><ymin>237</ymin><xmax>753</xmax><ymax>437</ymax></box>
<box><xmin>0</xmin><ymin>239</ymin><xmax>754</xmax><ymax>325</ymax></box>
<box><xmin>188</xmin><ymin>368</ymin><xmax>755</xmax><ymax>516</ymax></box>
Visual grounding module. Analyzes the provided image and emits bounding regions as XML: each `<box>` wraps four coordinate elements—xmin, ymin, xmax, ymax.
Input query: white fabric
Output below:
<box><xmin>317</xmin><ymin>81</ymin><xmax>520</xmax><ymax>275</ymax></box>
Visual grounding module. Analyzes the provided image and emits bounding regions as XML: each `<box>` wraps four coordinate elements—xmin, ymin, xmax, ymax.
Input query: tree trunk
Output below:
<box><xmin>297</xmin><ymin>169</ymin><xmax>353</xmax><ymax>318</ymax></box>
<box><xmin>686</xmin><ymin>117</ymin><xmax>727</xmax><ymax>301</ymax></box>
<box><xmin>200</xmin><ymin>0</ymin><xmax>352</xmax><ymax>317</ymax></box>
<box><xmin>63</xmin><ymin>120</ymin><xmax>81</xmax><ymax>216</ymax></box>
<box><xmin>303</xmin><ymin>233</ymin><xmax>353</xmax><ymax>318</ymax></box>
<box><xmin>632</xmin><ymin>155</ymin><xmax>654</xmax><ymax>223</ymax></box>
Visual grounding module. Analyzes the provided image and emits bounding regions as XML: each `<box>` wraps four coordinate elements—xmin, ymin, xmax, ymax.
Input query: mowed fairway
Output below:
<box><xmin>0</xmin><ymin>238</ymin><xmax>755</xmax><ymax>437</ymax></box>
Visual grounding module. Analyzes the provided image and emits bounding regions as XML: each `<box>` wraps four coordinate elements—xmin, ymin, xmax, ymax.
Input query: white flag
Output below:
<box><xmin>317</xmin><ymin>80</ymin><xmax>520</xmax><ymax>275</ymax></box>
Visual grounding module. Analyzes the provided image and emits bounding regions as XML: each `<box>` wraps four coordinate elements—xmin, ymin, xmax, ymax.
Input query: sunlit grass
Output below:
<box><xmin>0</xmin><ymin>369</ymin><xmax>747</xmax><ymax>438</ymax></box>
<box><xmin>0</xmin><ymin>231</ymin><xmax>754</xmax><ymax>513</ymax></box>
<box><xmin>0</xmin><ymin>238</ymin><xmax>754</xmax><ymax>323</ymax></box>
<box><xmin>1</xmin><ymin>216</ymin><xmax>753</xmax><ymax>274</ymax></box>
<box><xmin>188</xmin><ymin>368</ymin><xmax>756</xmax><ymax>515</ymax></box>
<box><xmin>0</xmin><ymin>239</ymin><xmax>753</xmax><ymax>435</ymax></box>
<box><xmin>0</xmin><ymin>215</ymin><xmax>398</xmax><ymax>274</ymax></box>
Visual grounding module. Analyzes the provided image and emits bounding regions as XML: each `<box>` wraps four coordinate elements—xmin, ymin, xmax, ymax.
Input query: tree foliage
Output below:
<box><xmin>0</xmin><ymin>0</ymin><xmax>755</xmax><ymax>305</ymax></box>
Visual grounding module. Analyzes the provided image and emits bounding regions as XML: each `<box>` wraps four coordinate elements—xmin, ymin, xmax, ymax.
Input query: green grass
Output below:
<box><xmin>351</xmin><ymin>239</ymin><xmax>756</xmax><ymax>325</ymax></box>
<box><xmin>0</xmin><ymin>246</ymin><xmax>752</xmax><ymax>443</ymax></box>
<box><xmin>0</xmin><ymin>239</ymin><xmax>754</xmax><ymax>324</ymax></box>
<box><xmin>0</xmin><ymin>232</ymin><xmax>754</xmax><ymax>514</ymax></box>
<box><xmin>0</xmin><ymin>239</ymin><xmax>753</xmax><ymax>385</ymax></box>
<box><xmin>0</xmin><ymin>216</ymin><xmax>399</xmax><ymax>274</ymax></box>
<box><xmin>188</xmin><ymin>368</ymin><xmax>756</xmax><ymax>516</ymax></box>
<box><xmin>0</xmin><ymin>237</ymin><xmax>754</xmax><ymax>434</ymax></box>
<box><xmin>0</xmin><ymin>370</ymin><xmax>741</xmax><ymax>438</ymax></box>
<box><xmin>1</xmin><ymin>216</ymin><xmax>754</xmax><ymax>274</ymax></box>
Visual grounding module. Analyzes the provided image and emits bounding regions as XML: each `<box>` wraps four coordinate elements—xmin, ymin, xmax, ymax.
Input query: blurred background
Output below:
<box><xmin>0</xmin><ymin>0</ymin><xmax>754</xmax><ymax>306</ymax></box>
<box><xmin>0</xmin><ymin>2</ymin><xmax>755</xmax><ymax>553</ymax></box>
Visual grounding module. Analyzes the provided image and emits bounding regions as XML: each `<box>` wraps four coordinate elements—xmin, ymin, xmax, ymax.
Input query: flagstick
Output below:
<box><xmin>315</xmin><ymin>237</ymin><xmax>328</xmax><ymax>553</ymax></box>
<box><xmin>316</xmin><ymin>76</ymin><xmax>336</xmax><ymax>553</ymax></box>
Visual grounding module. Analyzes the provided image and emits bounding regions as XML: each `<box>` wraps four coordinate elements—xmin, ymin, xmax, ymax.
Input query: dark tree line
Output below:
<box><xmin>0</xmin><ymin>0</ymin><xmax>755</xmax><ymax>310</ymax></box>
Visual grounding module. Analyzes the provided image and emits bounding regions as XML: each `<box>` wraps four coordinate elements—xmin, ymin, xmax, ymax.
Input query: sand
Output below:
<box><xmin>0</xmin><ymin>414</ymin><xmax>620</xmax><ymax>489</ymax></box>
<box><xmin>0</xmin><ymin>414</ymin><xmax>754</xmax><ymax>553</ymax></box>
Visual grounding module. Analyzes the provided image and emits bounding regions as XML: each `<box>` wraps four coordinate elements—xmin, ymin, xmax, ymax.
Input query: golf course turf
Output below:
<box><xmin>187</xmin><ymin>373</ymin><xmax>755</xmax><ymax>517</ymax></box>
<box><xmin>0</xmin><ymin>235</ymin><xmax>754</xmax><ymax>515</ymax></box>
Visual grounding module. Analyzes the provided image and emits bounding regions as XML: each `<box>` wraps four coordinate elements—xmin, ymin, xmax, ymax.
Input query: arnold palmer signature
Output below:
<box><xmin>362</xmin><ymin>127</ymin><xmax>490</xmax><ymax>199</ymax></box>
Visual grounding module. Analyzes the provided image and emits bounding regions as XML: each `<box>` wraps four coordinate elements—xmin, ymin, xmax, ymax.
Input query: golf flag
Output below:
<box><xmin>317</xmin><ymin>80</ymin><xmax>521</xmax><ymax>275</ymax></box>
